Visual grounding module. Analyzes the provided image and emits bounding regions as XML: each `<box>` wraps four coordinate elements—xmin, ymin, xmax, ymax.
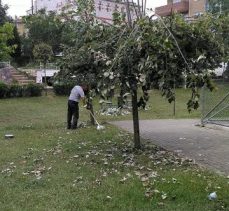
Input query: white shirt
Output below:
<box><xmin>68</xmin><ymin>86</ymin><xmax>85</xmax><ymax>102</ymax></box>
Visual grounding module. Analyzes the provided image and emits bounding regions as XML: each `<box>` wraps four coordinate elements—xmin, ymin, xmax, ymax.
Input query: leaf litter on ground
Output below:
<box><xmin>1</xmin><ymin>130</ymin><xmax>222</xmax><ymax>205</ymax></box>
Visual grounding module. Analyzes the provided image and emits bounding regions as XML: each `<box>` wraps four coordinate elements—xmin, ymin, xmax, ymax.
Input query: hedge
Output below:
<box><xmin>0</xmin><ymin>82</ymin><xmax>43</xmax><ymax>98</ymax></box>
<box><xmin>53</xmin><ymin>82</ymin><xmax>75</xmax><ymax>96</ymax></box>
<box><xmin>0</xmin><ymin>82</ymin><xmax>9</xmax><ymax>98</ymax></box>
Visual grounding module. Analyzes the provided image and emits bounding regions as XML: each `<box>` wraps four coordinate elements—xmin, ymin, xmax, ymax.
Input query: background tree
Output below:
<box><xmin>0</xmin><ymin>4</ymin><xmax>11</xmax><ymax>26</ymax></box>
<box><xmin>33</xmin><ymin>43</ymin><xmax>53</xmax><ymax>95</ymax></box>
<box><xmin>0</xmin><ymin>3</ymin><xmax>22</xmax><ymax>65</ymax></box>
<box><xmin>20</xmin><ymin>34</ymin><xmax>33</xmax><ymax>64</ymax></box>
<box><xmin>0</xmin><ymin>22</ymin><xmax>14</xmax><ymax>61</ymax></box>
<box><xmin>205</xmin><ymin>0</ymin><xmax>229</xmax><ymax>79</ymax></box>
<box><xmin>24</xmin><ymin>10</ymin><xmax>64</xmax><ymax>55</ymax></box>
<box><xmin>200</xmin><ymin>13</ymin><xmax>229</xmax><ymax>78</ymax></box>
<box><xmin>208</xmin><ymin>0</ymin><xmax>229</xmax><ymax>14</ymax></box>
<box><xmin>7</xmin><ymin>26</ymin><xmax>22</xmax><ymax>65</ymax></box>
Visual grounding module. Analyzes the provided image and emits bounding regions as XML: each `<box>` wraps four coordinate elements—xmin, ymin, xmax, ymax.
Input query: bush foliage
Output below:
<box><xmin>0</xmin><ymin>82</ymin><xmax>9</xmax><ymax>98</ymax></box>
<box><xmin>0</xmin><ymin>82</ymin><xmax>43</xmax><ymax>98</ymax></box>
<box><xmin>53</xmin><ymin>82</ymin><xmax>75</xmax><ymax>96</ymax></box>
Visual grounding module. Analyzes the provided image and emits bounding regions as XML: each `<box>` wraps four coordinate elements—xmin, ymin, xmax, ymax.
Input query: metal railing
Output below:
<box><xmin>201</xmin><ymin>79</ymin><xmax>229</xmax><ymax>127</ymax></box>
<box><xmin>39</xmin><ymin>63</ymin><xmax>59</xmax><ymax>70</ymax></box>
<box><xmin>0</xmin><ymin>61</ymin><xmax>11</xmax><ymax>69</ymax></box>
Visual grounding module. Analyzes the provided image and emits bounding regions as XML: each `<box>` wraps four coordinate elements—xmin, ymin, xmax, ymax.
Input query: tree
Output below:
<box><xmin>57</xmin><ymin>1</ymin><xmax>224</xmax><ymax>149</ymax></box>
<box><xmin>7</xmin><ymin>26</ymin><xmax>22</xmax><ymax>64</ymax></box>
<box><xmin>197</xmin><ymin>13</ymin><xmax>229</xmax><ymax>77</ymax></box>
<box><xmin>0</xmin><ymin>4</ymin><xmax>11</xmax><ymax>26</ymax></box>
<box><xmin>0</xmin><ymin>3</ymin><xmax>22</xmax><ymax>65</ymax></box>
<box><xmin>97</xmin><ymin>14</ymin><xmax>224</xmax><ymax>148</ymax></box>
<box><xmin>24</xmin><ymin>10</ymin><xmax>64</xmax><ymax>55</ymax></box>
<box><xmin>56</xmin><ymin>0</ymin><xmax>114</xmax><ymax>125</ymax></box>
<box><xmin>20</xmin><ymin>34</ymin><xmax>33</xmax><ymax>63</ymax></box>
<box><xmin>208</xmin><ymin>0</ymin><xmax>229</xmax><ymax>14</ymax></box>
<box><xmin>216</xmin><ymin>14</ymin><xmax>228</xmax><ymax>78</ymax></box>
<box><xmin>0</xmin><ymin>22</ymin><xmax>14</xmax><ymax>61</ymax></box>
<box><xmin>33</xmin><ymin>43</ymin><xmax>53</xmax><ymax>95</ymax></box>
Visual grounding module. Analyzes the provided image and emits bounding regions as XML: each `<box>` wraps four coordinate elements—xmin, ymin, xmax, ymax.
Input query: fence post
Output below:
<box><xmin>201</xmin><ymin>85</ymin><xmax>206</xmax><ymax>126</ymax></box>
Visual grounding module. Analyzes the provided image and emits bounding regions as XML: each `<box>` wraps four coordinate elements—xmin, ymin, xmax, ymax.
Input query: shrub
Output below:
<box><xmin>0</xmin><ymin>83</ymin><xmax>43</xmax><ymax>98</ymax></box>
<box><xmin>0</xmin><ymin>82</ymin><xmax>9</xmax><ymax>98</ymax></box>
<box><xmin>53</xmin><ymin>82</ymin><xmax>75</xmax><ymax>96</ymax></box>
<box><xmin>24</xmin><ymin>83</ymin><xmax>43</xmax><ymax>97</ymax></box>
<box><xmin>8</xmin><ymin>84</ymin><xmax>23</xmax><ymax>97</ymax></box>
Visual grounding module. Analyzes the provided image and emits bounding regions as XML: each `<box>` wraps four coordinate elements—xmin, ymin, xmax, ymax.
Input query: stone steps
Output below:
<box><xmin>1</xmin><ymin>66</ymin><xmax>35</xmax><ymax>85</ymax></box>
<box><xmin>11</xmin><ymin>69</ymin><xmax>35</xmax><ymax>85</ymax></box>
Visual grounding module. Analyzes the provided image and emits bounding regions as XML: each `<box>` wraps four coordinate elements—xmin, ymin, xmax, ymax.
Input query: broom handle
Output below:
<box><xmin>88</xmin><ymin>110</ymin><xmax>100</xmax><ymax>125</ymax></box>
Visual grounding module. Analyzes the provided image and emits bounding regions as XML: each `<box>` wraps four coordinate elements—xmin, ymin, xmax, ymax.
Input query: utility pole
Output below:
<box><xmin>219</xmin><ymin>2</ymin><xmax>222</xmax><ymax>14</ymax></box>
<box><xmin>35</xmin><ymin>0</ymin><xmax>37</xmax><ymax>13</ymax></box>
<box><xmin>188</xmin><ymin>0</ymin><xmax>191</xmax><ymax>17</ymax></box>
<box><xmin>31</xmin><ymin>0</ymin><xmax>34</xmax><ymax>14</ymax></box>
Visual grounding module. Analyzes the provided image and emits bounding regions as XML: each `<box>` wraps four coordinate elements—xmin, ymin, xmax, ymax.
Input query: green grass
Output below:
<box><xmin>0</xmin><ymin>91</ymin><xmax>229</xmax><ymax>210</ymax></box>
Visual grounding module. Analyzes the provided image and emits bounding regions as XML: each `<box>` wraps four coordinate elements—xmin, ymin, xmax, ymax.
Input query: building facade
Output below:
<box><xmin>28</xmin><ymin>0</ymin><xmax>77</xmax><ymax>14</ymax></box>
<box><xmin>30</xmin><ymin>0</ymin><xmax>136</xmax><ymax>23</ymax></box>
<box><xmin>15</xmin><ymin>18</ymin><xmax>26</xmax><ymax>36</ymax></box>
<box><xmin>155</xmin><ymin>0</ymin><xmax>208</xmax><ymax>17</ymax></box>
<box><xmin>95</xmin><ymin>0</ymin><xmax>137</xmax><ymax>23</ymax></box>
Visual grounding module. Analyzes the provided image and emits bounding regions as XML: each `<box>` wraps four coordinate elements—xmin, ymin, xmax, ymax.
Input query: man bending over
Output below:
<box><xmin>67</xmin><ymin>84</ymin><xmax>88</xmax><ymax>129</ymax></box>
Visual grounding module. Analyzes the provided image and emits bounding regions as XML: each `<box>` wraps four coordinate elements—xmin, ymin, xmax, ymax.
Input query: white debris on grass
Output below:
<box><xmin>1</xmin><ymin>162</ymin><xmax>16</xmax><ymax>176</ymax></box>
<box><xmin>4</xmin><ymin>134</ymin><xmax>14</xmax><ymax>139</ymax></box>
<box><xmin>208</xmin><ymin>192</ymin><xmax>217</xmax><ymax>200</ymax></box>
<box><xmin>100</xmin><ymin>107</ymin><xmax>130</xmax><ymax>116</ymax></box>
<box><xmin>97</xmin><ymin>125</ymin><xmax>105</xmax><ymax>130</ymax></box>
<box><xmin>161</xmin><ymin>192</ymin><xmax>167</xmax><ymax>200</ymax></box>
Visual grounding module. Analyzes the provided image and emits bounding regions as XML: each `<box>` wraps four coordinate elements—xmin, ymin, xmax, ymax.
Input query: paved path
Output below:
<box><xmin>111</xmin><ymin>119</ymin><xmax>229</xmax><ymax>175</ymax></box>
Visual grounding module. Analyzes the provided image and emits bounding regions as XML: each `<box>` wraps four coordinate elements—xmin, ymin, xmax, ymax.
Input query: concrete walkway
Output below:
<box><xmin>111</xmin><ymin>119</ymin><xmax>229</xmax><ymax>175</ymax></box>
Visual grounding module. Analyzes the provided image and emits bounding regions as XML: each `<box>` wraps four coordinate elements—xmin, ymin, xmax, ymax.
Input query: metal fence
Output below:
<box><xmin>0</xmin><ymin>61</ymin><xmax>10</xmax><ymax>69</ymax></box>
<box><xmin>201</xmin><ymin>79</ymin><xmax>229</xmax><ymax>127</ymax></box>
<box><xmin>39</xmin><ymin>63</ymin><xmax>59</xmax><ymax>70</ymax></box>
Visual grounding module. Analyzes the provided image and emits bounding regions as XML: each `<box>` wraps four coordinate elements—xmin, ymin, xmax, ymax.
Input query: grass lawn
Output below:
<box><xmin>0</xmin><ymin>90</ymin><xmax>228</xmax><ymax>210</ymax></box>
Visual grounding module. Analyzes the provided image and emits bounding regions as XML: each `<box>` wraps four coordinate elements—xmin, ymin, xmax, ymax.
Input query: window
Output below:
<box><xmin>114</xmin><ymin>4</ymin><xmax>119</xmax><ymax>11</ymax></box>
<box><xmin>173</xmin><ymin>0</ymin><xmax>181</xmax><ymax>3</ymax></box>
<box><xmin>194</xmin><ymin>12</ymin><xmax>203</xmax><ymax>17</ymax></box>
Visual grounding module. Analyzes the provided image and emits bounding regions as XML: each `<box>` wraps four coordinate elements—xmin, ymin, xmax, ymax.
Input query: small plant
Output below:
<box><xmin>53</xmin><ymin>82</ymin><xmax>75</xmax><ymax>96</ymax></box>
<box><xmin>33</xmin><ymin>43</ymin><xmax>53</xmax><ymax>96</ymax></box>
<box><xmin>0</xmin><ymin>83</ymin><xmax>43</xmax><ymax>98</ymax></box>
<box><xmin>0</xmin><ymin>82</ymin><xmax>8</xmax><ymax>98</ymax></box>
<box><xmin>24</xmin><ymin>83</ymin><xmax>43</xmax><ymax>97</ymax></box>
<box><xmin>8</xmin><ymin>84</ymin><xmax>23</xmax><ymax>97</ymax></box>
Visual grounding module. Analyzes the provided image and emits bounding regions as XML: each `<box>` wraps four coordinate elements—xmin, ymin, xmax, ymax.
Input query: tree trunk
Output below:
<box><xmin>131</xmin><ymin>88</ymin><xmax>141</xmax><ymax>149</ymax></box>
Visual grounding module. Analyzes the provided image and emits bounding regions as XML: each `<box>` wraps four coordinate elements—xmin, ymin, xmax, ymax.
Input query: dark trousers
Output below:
<box><xmin>67</xmin><ymin>100</ymin><xmax>79</xmax><ymax>129</ymax></box>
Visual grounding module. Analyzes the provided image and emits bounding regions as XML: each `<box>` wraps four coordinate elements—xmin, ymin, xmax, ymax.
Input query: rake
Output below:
<box><xmin>88</xmin><ymin>110</ymin><xmax>105</xmax><ymax>130</ymax></box>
